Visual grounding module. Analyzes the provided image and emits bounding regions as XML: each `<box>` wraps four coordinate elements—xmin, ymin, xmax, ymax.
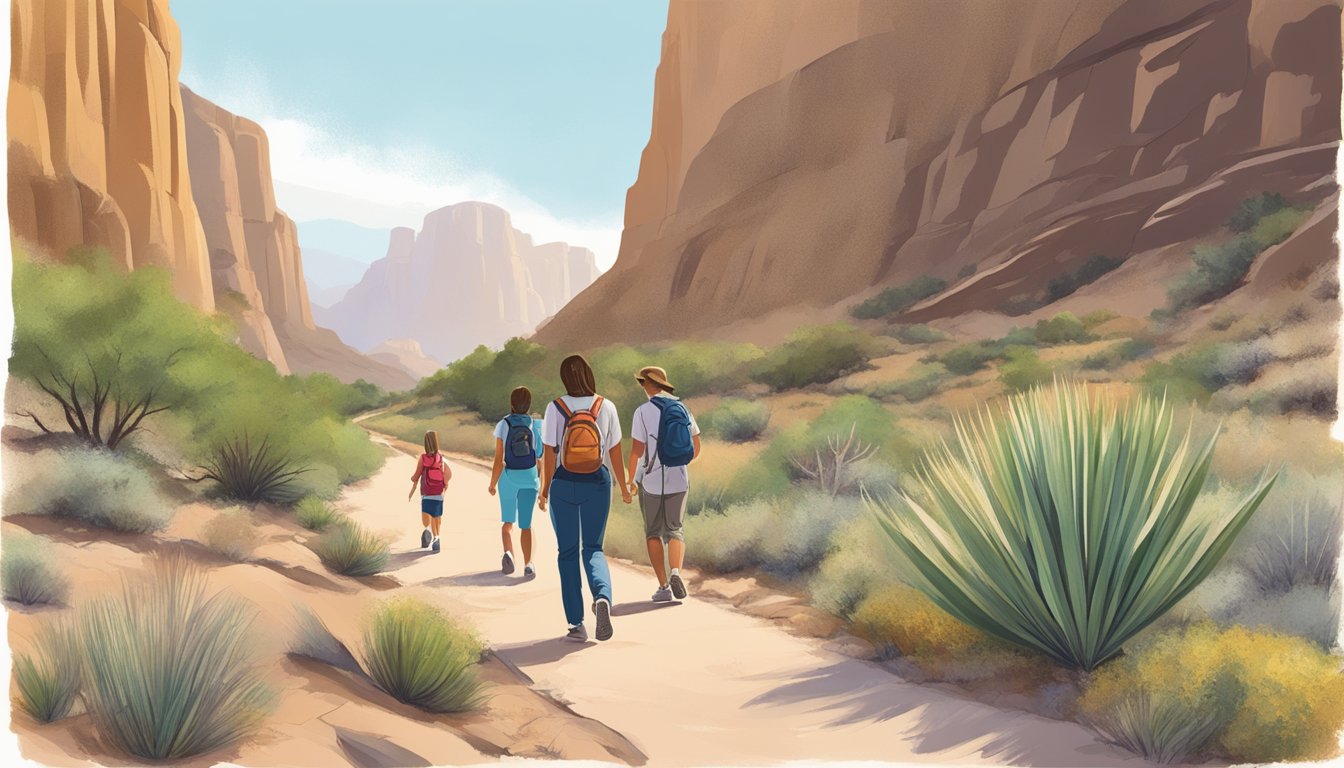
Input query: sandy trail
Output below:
<box><xmin>340</xmin><ymin>435</ymin><xmax>1150</xmax><ymax>767</ymax></box>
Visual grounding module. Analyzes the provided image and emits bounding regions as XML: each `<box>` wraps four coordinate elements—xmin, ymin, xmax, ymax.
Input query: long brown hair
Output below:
<box><xmin>510</xmin><ymin>386</ymin><xmax>532</xmax><ymax>414</ymax></box>
<box><xmin>559</xmin><ymin>355</ymin><xmax>596</xmax><ymax>397</ymax></box>
<box><xmin>423</xmin><ymin>430</ymin><xmax>439</xmax><ymax>455</ymax></box>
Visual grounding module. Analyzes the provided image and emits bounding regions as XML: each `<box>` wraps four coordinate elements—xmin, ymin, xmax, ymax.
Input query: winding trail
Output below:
<box><xmin>339</xmin><ymin>433</ymin><xmax>1150</xmax><ymax>767</ymax></box>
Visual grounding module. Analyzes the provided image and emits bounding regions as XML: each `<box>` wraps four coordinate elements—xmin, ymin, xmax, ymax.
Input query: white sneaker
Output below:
<box><xmin>652</xmin><ymin>585</ymin><xmax>673</xmax><ymax>602</ymax></box>
<box><xmin>593</xmin><ymin>598</ymin><xmax>613</xmax><ymax>641</ymax></box>
<box><xmin>502</xmin><ymin>551</ymin><xmax>515</xmax><ymax>575</ymax></box>
<box><xmin>669</xmin><ymin>572</ymin><xmax>688</xmax><ymax>600</ymax></box>
<box><xmin>523</xmin><ymin>563</ymin><xmax>536</xmax><ymax>578</ymax></box>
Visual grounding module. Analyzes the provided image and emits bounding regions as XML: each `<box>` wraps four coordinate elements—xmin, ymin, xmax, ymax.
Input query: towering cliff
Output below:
<box><xmin>8</xmin><ymin>0</ymin><xmax>213</xmax><ymax>309</ymax></box>
<box><xmin>537</xmin><ymin>0</ymin><xmax>1341</xmax><ymax>346</ymax></box>
<box><xmin>321</xmin><ymin>202</ymin><xmax>600</xmax><ymax>364</ymax></box>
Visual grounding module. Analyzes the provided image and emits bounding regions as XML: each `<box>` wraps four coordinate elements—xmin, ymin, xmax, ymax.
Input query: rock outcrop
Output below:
<box><xmin>322</xmin><ymin>202</ymin><xmax>600</xmax><ymax>364</ymax></box>
<box><xmin>9</xmin><ymin>0</ymin><xmax>214</xmax><ymax>309</ymax></box>
<box><xmin>537</xmin><ymin>0</ymin><xmax>1341</xmax><ymax>346</ymax></box>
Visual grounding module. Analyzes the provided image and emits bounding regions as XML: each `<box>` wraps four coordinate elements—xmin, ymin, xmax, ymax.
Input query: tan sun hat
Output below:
<box><xmin>634</xmin><ymin>366</ymin><xmax>675</xmax><ymax>393</ymax></box>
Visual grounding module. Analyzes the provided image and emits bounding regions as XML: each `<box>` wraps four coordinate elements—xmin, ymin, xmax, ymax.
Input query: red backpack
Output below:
<box><xmin>421</xmin><ymin>454</ymin><xmax>447</xmax><ymax>495</ymax></box>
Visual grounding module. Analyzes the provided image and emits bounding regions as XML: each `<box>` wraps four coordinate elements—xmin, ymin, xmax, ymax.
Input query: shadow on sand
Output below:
<box><xmin>612</xmin><ymin>600</ymin><xmax>681</xmax><ymax>617</ymax></box>
<box><xmin>424</xmin><ymin>570</ymin><xmax>532</xmax><ymax>588</ymax></box>
<box><xmin>385</xmin><ymin>549</ymin><xmax>435</xmax><ymax>571</ymax></box>
<box><xmin>494</xmin><ymin>636</ymin><xmax>594</xmax><ymax>666</ymax></box>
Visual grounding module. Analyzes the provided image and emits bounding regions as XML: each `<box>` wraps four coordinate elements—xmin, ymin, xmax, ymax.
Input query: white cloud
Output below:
<box><xmin>182</xmin><ymin>69</ymin><xmax>622</xmax><ymax>269</ymax></box>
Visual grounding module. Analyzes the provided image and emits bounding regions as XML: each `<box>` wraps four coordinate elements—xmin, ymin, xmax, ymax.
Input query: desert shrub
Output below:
<box><xmin>887</xmin><ymin>323</ymin><xmax>946</xmax><ymax>345</ymax></box>
<box><xmin>1249</xmin><ymin>207</ymin><xmax>1306</xmax><ymax>248</ymax></box>
<box><xmin>201</xmin><ymin>507</ymin><xmax>263</xmax><ymax>562</ymax></box>
<box><xmin>1081</xmin><ymin>309</ymin><xmax>1118</xmax><ymax>328</ymax></box>
<box><xmin>12</xmin><ymin>621</ymin><xmax>81</xmax><ymax>722</ymax></box>
<box><xmin>290</xmin><ymin>606</ymin><xmax>362</xmax><ymax>673</ymax></box>
<box><xmin>289</xmin><ymin>374</ymin><xmax>390</xmax><ymax>416</ymax></box>
<box><xmin>690</xmin><ymin>492</ymin><xmax>862</xmax><ymax>579</ymax></box>
<box><xmin>870</xmin><ymin>383</ymin><xmax>1275</xmax><ymax>669</ymax></box>
<box><xmin>1215</xmin><ymin>340</ymin><xmax>1273</xmax><ymax>385</ymax></box>
<box><xmin>196</xmin><ymin>434</ymin><xmax>310</xmax><ymax>503</ymax></box>
<box><xmin>295</xmin><ymin>496</ymin><xmax>343</xmax><ymax>532</ymax></box>
<box><xmin>1085</xmin><ymin>691</ymin><xmax>1224</xmax><ymax>765</ymax></box>
<box><xmin>809</xmin><ymin>519</ymin><xmax>898</xmax><ymax>620</ymax></box>
<box><xmin>416</xmin><ymin>337</ymin><xmax>553</xmax><ymax>419</ymax></box>
<box><xmin>851</xmin><ymin>275</ymin><xmax>946</xmax><ymax>319</ymax></box>
<box><xmin>1247</xmin><ymin>373</ymin><xmax>1338</xmax><ymax>418</ymax></box>
<box><xmin>780</xmin><ymin>396</ymin><xmax>902</xmax><ymax>494</ymax></box>
<box><xmin>313</xmin><ymin>520</ymin><xmax>390</xmax><ymax>576</ymax></box>
<box><xmin>884</xmin><ymin>363</ymin><xmax>950</xmax><ymax>403</ymax></box>
<box><xmin>362</xmin><ymin>597</ymin><xmax>483</xmax><ymax>712</ymax></box>
<box><xmin>6</xmin><ymin>447</ymin><xmax>172</xmax><ymax>533</ymax></box>
<box><xmin>1140</xmin><ymin>342</ymin><xmax>1272</xmax><ymax>404</ymax></box>
<box><xmin>1228</xmin><ymin>192</ymin><xmax>1288</xmax><ymax>232</ymax></box>
<box><xmin>939</xmin><ymin>341</ymin><xmax>999</xmax><ymax>375</ymax></box>
<box><xmin>700</xmin><ymin>399</ymin><xmax>771</xmax><ymax>442</ymax></box>
<box><xmin>1168</xmin><ymin>237</ymin><xmax>1261</xmax><ymax>311</ymax></box>
<box><xmin>997</xmin><ymin>326</ymin><xmax>1038</xmax><ymax>347</ymax></box>
<box><xmin>78</xmin><ymin>557</ymin><xmax>272</xmax><ymax>760</ymax></box>
<box><xmin>851</xmin><ymin>585</ymin><xmax>986</xmax><ymax>659</ymax></box>
<box><xmin>2</xmin><ymin>535</ymin><xmax>69</xmax><ymax>605</ymax></box>
<box><xmin>1081</xmin><ymin>338</ymin><xmax>1155</xmax><ymax>370</ymax></box>
<box><xmin>1241</xmin><ymin>483</ymin><xmax>1341</xmax><ymax>592</ymax></box>
<box><xmin>1233</xmin><ymin>584</ymin><xmax>1339</xmax><ymax>649</ymax></box>
<box><xmin>1033</xmin><ymin>311</ymin><xmax>1091</xmax><ymax>344</ymax></box>
<box><xmin>1079</xmin><ymin>622</ymin><xmax>1344</xmax><ymax>762</ymax></box>
<box><xmin>997</xmin><ymin>347</ymin><xmax>1051</xmax><ymax>392</ymax></box>
<box><xmin>1044</xmin><ymin>254</ymin><xmax>1122</xmax><ymax>302</ymax></box>
<box><xmin>752</xmin><ymin>324</ymin><xmax>878</xmax><ymax>391</ymax></box>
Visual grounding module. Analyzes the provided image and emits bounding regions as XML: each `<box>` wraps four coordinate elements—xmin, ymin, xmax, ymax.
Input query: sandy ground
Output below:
<box><xmin>341</xmin><ymin>434</ymin><xmax>1152</xmax><ymax>767</ymax></box>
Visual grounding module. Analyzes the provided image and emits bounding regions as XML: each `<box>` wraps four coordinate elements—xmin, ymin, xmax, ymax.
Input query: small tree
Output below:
<box><xmin>10</xmin><ymin>254</ymin><xmax>216</xmax><ymax>449</ymax></box>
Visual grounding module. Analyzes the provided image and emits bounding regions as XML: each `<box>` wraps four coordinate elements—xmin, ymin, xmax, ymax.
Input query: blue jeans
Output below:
<box><xmin>549</xmin><ymin>469</ymin><xmax>613</xmax><ymax>626</ymax></box>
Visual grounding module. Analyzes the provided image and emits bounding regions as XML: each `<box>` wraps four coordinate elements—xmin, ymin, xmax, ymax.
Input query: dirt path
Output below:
<box><xmin>341</xmin><ymin>434</ymin><xmax>1151</xmax><ymax>767</ymax></box>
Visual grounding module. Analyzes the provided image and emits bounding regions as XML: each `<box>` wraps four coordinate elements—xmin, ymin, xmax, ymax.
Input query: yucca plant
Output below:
<box><xmin>362</xmin><ymin>597</ymin><xmax>483</xmax><ymax>712</ymax></box>
<box><xmin>12</xmin><ymin>621</ymin><xmax>81</xmax><ymax>722</ymax></box>
<box><xmin>77</xmin><ymin>556</ymin><xmax>272</xmax><ymax>760</ymax></box>
<box><xmin>869</xmin><ymin>382</ymin><xmax>1275</xmax><ymax>670</ymax></box>
<box><xmin>312</xmin><ymin>520</ymin><xmax>390</xmax><ymax>577</ymax></box>
<box><xmin>197</xmin><ymin>433</ymin><xmax>309</xmax><ymax>502</ymax></box>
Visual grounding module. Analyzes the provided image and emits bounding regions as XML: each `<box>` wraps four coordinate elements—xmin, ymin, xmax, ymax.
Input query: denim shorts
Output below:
<box><xmin>421</xmin><ymin>498</ymin><xmax>444</xmax><ymax>517</ymax></box>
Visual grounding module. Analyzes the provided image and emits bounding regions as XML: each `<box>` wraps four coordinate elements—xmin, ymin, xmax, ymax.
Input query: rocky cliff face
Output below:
<box><xmin>537</xmin><ymin>0</ymin><xmax>1341</xmax><ymax>346</ymax></box>
<box><xmin>8</xmin><ymin>0</ymin><xmax>213</xmax><ymax>309</ymax></box>
<box><xmin>321</xmin><ymin>202</ymin><xmax>600</xmax><ymax>363</ymax></box>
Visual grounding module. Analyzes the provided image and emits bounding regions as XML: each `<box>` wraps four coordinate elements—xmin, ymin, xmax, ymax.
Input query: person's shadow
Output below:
<box><xmin>495</xmin><ymin>636</ymin><xmax>594</xmax><ymax>666</ymax></box>
<box><xmin>612</xmin><ymin>600</ymin><xmax>681</xmax><ymax>616</ymax></box>
<box><xmin>385</xmin><ymin>550</ymin><xmax>433</xmax><ymax>572</ymax></box>
<box><xmin>424</xmin><ymin>571</ymin><xmax>529</xmax><ymax>588</ymax></box>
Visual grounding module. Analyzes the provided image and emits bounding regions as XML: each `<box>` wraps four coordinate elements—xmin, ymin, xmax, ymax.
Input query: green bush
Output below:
<box><xmin>809</xmin><ymin>519</ymin><xmax>897</xmax><ymax>620</ymax></box>
<box><xmin>752</xmin><ymin>324</ymin><xmax>878</xmax><ymax>391</ymax></box>
<box><xmin>939</xmin><ymin>341</ymin><xmax>1000</xmax><ymax>375</ymax></box>
<box><xmin>700</xmin><ymin>398</ymin><xmax>771</xmax><ymax>442</ymax></box>
<box><xmin>851</xmin><ymin>275</ymin><xmax>946</xmax><ymax>319</ymax></box>
<box><xmin>201</xmin><ymin>507</ymin><xmax>263</xmax><ymax>562</ymax></box>
<box><xmin>313</xmin><ymin>520</ymin><xmax>390</xmax><ymax>576</ymax></box>
<box><xmin>886</xmin><ymin>323</ymin><xmax>946</xmax><ymax>345</ymax></box>
<box><xmin>289</xmin><ymin>374</ymin><xmax>390</xmax><ymax>416</ymax></box>
<box><xmin>1081</xmin><ymin>309</ymin><xmax>1119</xmax><ymax>328</ymax></box>
<box><xmin>1081</xmin><ymin>338</ymin><xmax>1155</xmax><ymax>370</ymax></box>
<box><xmin>1080</xmin><ymin>622</ymin><xmax>1344</xmax><ymax>762</ymax></box>
<box><xmin>6</xmin><ymin>447</ymin><xmax>172</xmax><ymax>533</ymax></box>
<box><xmin>12</xmin><ymin>622</ymin><xmax>81</xmax><ymax>723</ymax></box>
<box><xmin>688</xmin><ymin>492</ymin><xmax>863</xmax><ymax>579</ymax></box>
<box><xmin>882</xmin><ymin>363</ymin><xmax>950</xmax><ymax>403</ymax></box>
<box><xmin>78</xmin><ymin>557</ymin><xmax>272</xmax><ymax>760</ymax></box>
<box><xmin>2</xmin><ymin>535</ymin><xmax>69</xmax><ymax>605</ymax></box>
<box><xmin>1045</xmin><ymin>254</ymin><xmax>1122</xmax><ymax>302</ymax></box>
<box><xmin>1228</xmin><ymin>192</ymin><xmax>1288</xmax><ymax>232</ymax></box>
<box><xmin>1141</xmin><ymin>341</ymin><xmax>1273</xmax><ymax>404</ymax></box>
<box><xmin>1249</xmin><ymin>207</ymin><xmax>1306</xmax><ymax>248</ymax></box>
<box><xmin>295</xmin><ymin>496</ymin><xmax>343</xmax><ymax>532</ymax></box>
<box><xmin>870</xmin><ymin>382</ymin><xmax>1275</xmax><ymax>669</ymax></box>
<box><xmin>362</xmin><ymin>597</ymin><xmax>483</xmax><ymax>712</ymax></box>
<box><xmin>1168</xmin><ymin>198</ymin><xmax>1306</xmax><ymax>312</ymax></box>
<box><xmin>1033</xmin><ymin>311</ymin><xmax>1091</xmax><ymax>344</ymax></box>
<box><xmin>997</xmin><ymin>347</ymin><xmax>1052</xmax><ymax>392</ymax></box>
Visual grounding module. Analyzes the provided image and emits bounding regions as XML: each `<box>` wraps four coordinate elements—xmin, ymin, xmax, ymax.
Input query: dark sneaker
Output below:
<box><xmin>593</xmin><ymin>598</ymin><xmax>613</xmax><ymax>641</ymax></box>
<box><xmin>431</xmin><ymin>537</ymin><xmax>441</xmax><ymax>553</ymax></box>
<box><xmin>523</xmin><ymin>563</ymin><xmax>536</xmax><ymax>579</ymax></box>
<box><xmin>565</xmin><ymin>624</ymin><xmax>588</xmax><ymax>642</ymax></box>
<box><xmin>420</xmin><ymin>529</ymin><xmax>432</xmax><ymax>549</ymax></box>
<box><xmin>502</xmin><ymin>551</ymin><xmax>515</xmax><ymax>575</ymax></box>
<box><xmin>669</xmin><ymin>573</ymin><xmax>687</xmax><ymax>600</ymax></box>
<box><xmin>652</xmin><ymin>586</ymin><xmax>673</xmax><ymax>602</ymax></box>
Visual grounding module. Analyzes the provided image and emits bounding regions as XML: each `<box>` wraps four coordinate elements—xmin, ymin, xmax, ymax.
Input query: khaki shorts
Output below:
<box><xmin>639</xmin><ymin>487</ymin><xmax>686</xmax><ymax>542</ymax></box>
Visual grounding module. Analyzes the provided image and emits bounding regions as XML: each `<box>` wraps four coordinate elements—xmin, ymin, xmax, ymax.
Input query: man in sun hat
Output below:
<box><xmin>627</xmin><ymin>366</ymin><xmax>701</xmax><ymax>602</ymax></box>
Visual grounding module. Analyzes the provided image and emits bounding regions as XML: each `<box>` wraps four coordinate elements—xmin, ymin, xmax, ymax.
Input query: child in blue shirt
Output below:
<box><xmin>488</xmin><ymin>386</ymin><xmax>544</xmax><ymax>577</ymax></box>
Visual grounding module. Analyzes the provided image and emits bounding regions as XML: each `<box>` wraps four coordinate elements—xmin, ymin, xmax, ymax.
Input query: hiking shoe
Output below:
<box><xmin>420</xmin><ymin>529</ymin><xmax>432</xmax><ymax>549</ymax></box>
<box><xmin>523</xmin><ymin>563</ymin><xmax>536</xmax><ymax>579</ymax></box>
<box><xmin>669</xmin><ymin>572</ymin><xmax>688</xmax><ymax>600</ymax></box>
<box><xmin>593</xmin><ymin>598</ymin><xmax>613</xmax><ymax>642</ymax></box>
<box><xmin>431</xmin><ymin>537</ymin><xmax>441</xmax><ymax>553</ymax></box>
<box><xmin>502</xmin><ymin>551</ymin><xmax>515</xmax><ymax>575</ymax></box>
<box><xmin>652</xmin><ymin>585</ymin><xmax>673</xmax><ymax>602</ymax></box>
<box><xmin>565</xmin><ymin>624</ymin><xmax>588</xmax><ymax>642</ymax></box>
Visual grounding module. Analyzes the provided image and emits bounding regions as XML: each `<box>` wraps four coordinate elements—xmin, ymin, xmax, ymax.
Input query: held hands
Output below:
<box><xmin>620</xmin><ymin>485</ymin><xmax>633</xmax><ymax>505</ymax></box>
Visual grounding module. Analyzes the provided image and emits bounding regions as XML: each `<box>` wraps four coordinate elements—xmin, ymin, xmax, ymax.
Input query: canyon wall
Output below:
<box><xmin>321</xmin><ymin>202</ymin><xmax>600</xmax><ymax>364</ymax></box>
<box><xmin>537</xmin><ymin>0</ymin><xmax>1341</xmax><ymax>346</ymax></box>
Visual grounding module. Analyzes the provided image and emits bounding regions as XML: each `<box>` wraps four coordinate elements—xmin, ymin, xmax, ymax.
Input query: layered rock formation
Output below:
<box><xmin>322</xmin><ymin>203</ymin><xmax>600</xmax><ymax>363</ymax></box>
<box><xmin>8</xmin><ymin>0</ymin><xmax>213</xmax><ymax>308</ymax></box>
<box><xmin>537</xmin><ymin>0</ymin><xmax>1341</xmax><ymax>346</ymax></box>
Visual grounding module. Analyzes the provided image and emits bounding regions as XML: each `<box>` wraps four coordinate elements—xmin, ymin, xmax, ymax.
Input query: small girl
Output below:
<box><xmin>408</xmin><ymin>430</ymin><xmax>451</xmax><ymax>552</ymax></box>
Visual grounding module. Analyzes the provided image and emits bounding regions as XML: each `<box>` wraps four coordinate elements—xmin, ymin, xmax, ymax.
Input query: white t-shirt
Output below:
<box><xmin>542</xmin><ymin>395</ymin><xmax>623</xmax><ymax>473</ymax></box>
<box><xmin>632</xmin><ymin>394</ymin><xmax>700</xmax><ymax>495</ymax></box>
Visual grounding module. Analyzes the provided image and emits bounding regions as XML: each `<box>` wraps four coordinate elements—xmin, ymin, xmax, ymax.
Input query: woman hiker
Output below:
<box><xmin>408</xmin><ymin>430</ymin><xmax>450</xmax><ymax>553</ymax></box>
<box><xmin>539</xmin><ymin>354</ymin><xmax>633</xmax><ymax>642</ymax></box>
<box><xmin>488</xmin><ymin>386</ymin><xmax>544</xmax><ymax>578</ymax></box>
<box><xmin>627</xmin><ymin>366</ymin><xmax>701</xmax><ymax>602</ymax></box>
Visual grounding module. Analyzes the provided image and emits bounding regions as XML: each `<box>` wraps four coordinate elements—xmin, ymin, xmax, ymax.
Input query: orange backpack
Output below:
<box><xmin>555</xmin><ymin>396</ymin><xmax>604</xmax><ymax>474</ymax></box>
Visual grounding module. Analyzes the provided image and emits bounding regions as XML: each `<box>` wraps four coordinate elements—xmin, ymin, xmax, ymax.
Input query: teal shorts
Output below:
<box><xmin>499</xmin><ymin>469</ymin><xmax>539</xmax><ymax>529</ymax></box>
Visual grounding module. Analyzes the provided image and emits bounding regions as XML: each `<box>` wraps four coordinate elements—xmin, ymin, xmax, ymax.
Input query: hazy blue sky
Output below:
<box><xmin>174</xmin><ymin>0</ymin><xmax>668</xmax><ymax>266</ymax></box>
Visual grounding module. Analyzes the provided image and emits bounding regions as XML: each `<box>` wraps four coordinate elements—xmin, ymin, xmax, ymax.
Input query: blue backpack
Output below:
<box><xmin>649</xmin><ymin>397</ymin><xmax>695</xmax><ymax>468</ymax></box>
<box><xmin>503</xmin><ymin>414</ymin><xmax>537</xmax><ymax>470</ymax></box>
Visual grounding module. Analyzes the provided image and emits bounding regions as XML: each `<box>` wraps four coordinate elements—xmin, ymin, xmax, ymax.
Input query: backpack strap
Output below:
<box><xmin>589</xmin><ymin>395</ymin><xmax>604</xmax><ymax>416</ymax></box>
<box><xmin>553</xmin><ymin>397</ymin><xmax>574</xmax><ymax>419</ymax></box>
